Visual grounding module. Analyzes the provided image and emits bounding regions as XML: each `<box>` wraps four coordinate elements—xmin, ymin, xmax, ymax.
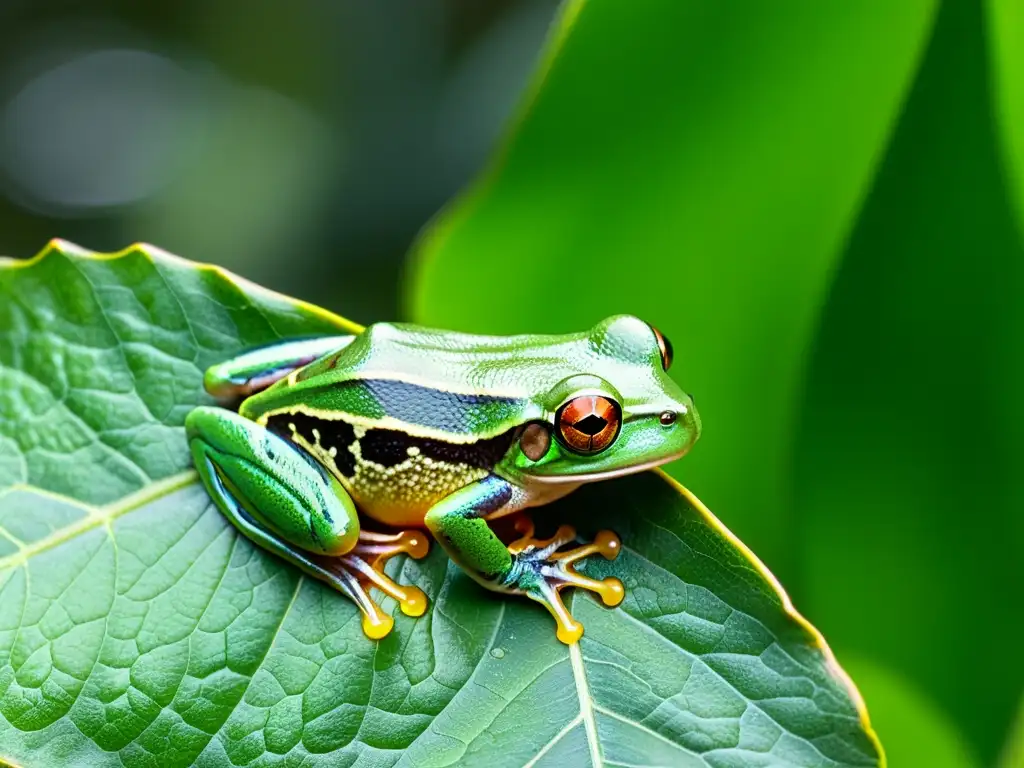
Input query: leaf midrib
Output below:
<box><xmin>570</xmin><ymin>640</ymin><xmax>602</xmax><ymax>766</ymax></box>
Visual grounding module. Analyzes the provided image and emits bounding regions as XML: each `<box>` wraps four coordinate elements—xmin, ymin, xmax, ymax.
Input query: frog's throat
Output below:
<box><xmin>525</xmin><ymin>451</ymin><xmax>689</xmax><ymax>484</ymax></box>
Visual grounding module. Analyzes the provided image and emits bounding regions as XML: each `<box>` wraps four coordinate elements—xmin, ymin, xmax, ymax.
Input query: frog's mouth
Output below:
<box><xmin>527</xmin><ymin>449</ymin><xmax>690</xmax><ymax>484</ymax></box>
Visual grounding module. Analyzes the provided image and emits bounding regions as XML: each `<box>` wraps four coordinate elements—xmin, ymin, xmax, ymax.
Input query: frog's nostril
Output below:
<box><xmin>687</xmin><ymin>392</ymin><xmax>695</xmax><ymax>404</ymax></box>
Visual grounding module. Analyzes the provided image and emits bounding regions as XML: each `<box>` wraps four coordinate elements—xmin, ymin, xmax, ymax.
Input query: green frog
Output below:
<box><xmin>185</xmin><ymin>314</ymin><xmax>700</xmax><ymax>643</ymax></box>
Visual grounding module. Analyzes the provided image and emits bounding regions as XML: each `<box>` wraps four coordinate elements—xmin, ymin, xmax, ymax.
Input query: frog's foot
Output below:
<box><xmin>320</xmin><ymin>529</ymin><xmax>430</xmax><ymax>639</ymax></box>
<box><xmin>506</xmin><ymin>516</ymin><xmax>625</xmax><ymax>644</ymax></box>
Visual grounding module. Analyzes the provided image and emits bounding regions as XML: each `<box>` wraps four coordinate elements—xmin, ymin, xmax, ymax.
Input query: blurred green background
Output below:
<box><xmin>1</xmin><ymin>1</ymin><xmax>1021</xmax><ymax>765</ymax></box>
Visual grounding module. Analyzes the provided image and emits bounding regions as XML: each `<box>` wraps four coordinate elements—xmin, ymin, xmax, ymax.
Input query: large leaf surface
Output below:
<box><xmin>0</xmin><ymin>243</ymin><xmax>880</xmax><ymax>766</ymax></box>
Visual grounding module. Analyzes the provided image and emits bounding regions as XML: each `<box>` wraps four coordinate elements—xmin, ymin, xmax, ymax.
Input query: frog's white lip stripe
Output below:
<box><xmin>527</xmin><ymin>451</ymin><xmax>689</xmax><ymax>484</ymax></box>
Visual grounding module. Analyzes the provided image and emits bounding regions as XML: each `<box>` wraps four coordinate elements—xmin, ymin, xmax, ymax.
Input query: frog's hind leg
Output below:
<box><xmin>206</xmin><ymin>486</ymin><xmax>397</xmax><ymax>638</ymax></box>
<box><xmin>186</xmin><ymin>406</ymin><xmax>428</xmax><ymax>640</ymax></box>
<box><xmin>204</xmin><ymin>335</ymin><xmax>356</xmax><ymax>399</ymax></box>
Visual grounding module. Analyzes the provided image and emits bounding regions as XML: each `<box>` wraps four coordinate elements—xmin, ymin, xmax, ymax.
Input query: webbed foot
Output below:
<box><xmin>506</xmin><ymin>516</ymin><xmax>624</xmax><ymax>644</ymax></box>
<box><xmin>319</xmin><ymin>529</ymin><xmax>430</xmax><ymax>639</ymax></box>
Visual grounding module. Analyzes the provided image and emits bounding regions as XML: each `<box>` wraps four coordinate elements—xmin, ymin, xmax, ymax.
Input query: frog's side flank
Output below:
<box><xmin>265</xmin><ymin>408</ymin><xmax>519</xmax><ymax>528</ymax></box>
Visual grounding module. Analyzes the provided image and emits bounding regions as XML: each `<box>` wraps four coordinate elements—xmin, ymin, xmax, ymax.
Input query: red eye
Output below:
<box><xmin>651</xmin><ymin>325</ymin><xmax>673</xmax><ymax>371</ymax></box>
<box><xmin>556</xmin><ymin>395</ymin><xmax>621</xmax><ymax>454</ymax></box>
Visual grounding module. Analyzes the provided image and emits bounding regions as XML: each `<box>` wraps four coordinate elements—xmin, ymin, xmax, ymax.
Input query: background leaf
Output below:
<box><xmin>792</xmin><ymin>1</ymin><xmax>1024</xmax><ymax>761</ymax></box>
<box><xmin>406</xmin><ymin>0</ymin><xmax>937</xmax><ymax>587</ymax></box>
<box><xmin>0</xmin><ymin>244</ymin><xmax>880</xmax><ymax>766</ymax></box>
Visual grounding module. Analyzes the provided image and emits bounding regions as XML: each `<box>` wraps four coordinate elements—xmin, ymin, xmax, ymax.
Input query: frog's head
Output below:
<box><xmin>509</xmin><ymin>315</ymin><xmax>701</xmax><ymax>484</ymax></box>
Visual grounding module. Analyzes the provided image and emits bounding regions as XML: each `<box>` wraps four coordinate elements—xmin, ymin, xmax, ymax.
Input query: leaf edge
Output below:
<box><xmin>0</xmin><ymin>238</ymin><xmax>364</xmax><ymax>336</ymax></box>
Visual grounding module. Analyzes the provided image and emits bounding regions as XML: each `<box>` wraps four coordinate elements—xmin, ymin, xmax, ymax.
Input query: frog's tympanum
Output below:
<box><xmin>186</xmin><ymin>315</ymin><xmax>700</xmax><ymax>643</ymax></box>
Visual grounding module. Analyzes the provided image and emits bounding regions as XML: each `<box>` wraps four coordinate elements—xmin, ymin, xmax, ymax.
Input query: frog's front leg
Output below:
<box><xmin>186</xmin><ymin>406</ymin><xmax>428</xmax><ymax>639</ymax></box>
<box><xmin>424</xmin><ymin>476</ymin><xmax>625</xmax><ymax>644</ymax></box>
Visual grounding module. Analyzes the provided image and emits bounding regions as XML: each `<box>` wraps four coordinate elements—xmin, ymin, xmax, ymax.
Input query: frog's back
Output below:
<box><xmin>341</xmin><ymin>322</ymin><xmax>593</xmax><ymax>397</ymax></box>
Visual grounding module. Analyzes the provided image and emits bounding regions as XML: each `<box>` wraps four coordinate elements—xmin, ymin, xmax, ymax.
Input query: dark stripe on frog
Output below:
<box><xmin>266</xmin><ymin>412</ymin><xmax>358</xmax><ymax>478</ymax></box>
<box><xmin>261</xmin><ymin>378</ymin><xmax>524</xmax><ymax>436</ymax></box>
<box><xmin>360</xmin><ymin>426</ymin><xmax>517</xmax><ymax>470</ymax></box>
<box><xmin>265</xmin><ymin>411</ymin><xmax>517</xmax><ymax>476</ymax></box>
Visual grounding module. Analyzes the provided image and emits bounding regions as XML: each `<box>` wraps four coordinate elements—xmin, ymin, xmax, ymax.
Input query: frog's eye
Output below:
<box><xmin>651</xmin><ymin>325</ymin><xmax>673</xmax><ymax>371</ymax></box>
<box><xmin>556</xmin><ymin>395</ymin><xmax>621</xmax><ymax>455</ymax></box>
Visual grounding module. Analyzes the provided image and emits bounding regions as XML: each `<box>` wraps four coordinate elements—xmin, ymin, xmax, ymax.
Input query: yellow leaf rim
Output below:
<box><xmin>1</xmin><ymin>238</ymin><xmax>364</xmax><ymax>335</ymax></box>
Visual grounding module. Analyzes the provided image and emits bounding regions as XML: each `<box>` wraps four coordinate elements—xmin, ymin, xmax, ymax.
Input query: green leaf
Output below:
<box><xmin>792</xmin><ymin>1</ymin><xmax>1024</xmax><ymax>761</ymax></box>
<box><xmin>0</xmin><ymin>243</ymin><xmax>880</xmax><ymax>766</ymax></box>
<box><xmin>406</xmin><ymin>0</ymin><xmax>937</xmax><ymax>581</ymax></box>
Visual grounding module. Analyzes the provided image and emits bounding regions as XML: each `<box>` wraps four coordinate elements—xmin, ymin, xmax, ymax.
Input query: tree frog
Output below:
<box><xmin>185</xmin><ymin>314</ymin><xmax>700</xmax><ymax>644</ymax></box>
